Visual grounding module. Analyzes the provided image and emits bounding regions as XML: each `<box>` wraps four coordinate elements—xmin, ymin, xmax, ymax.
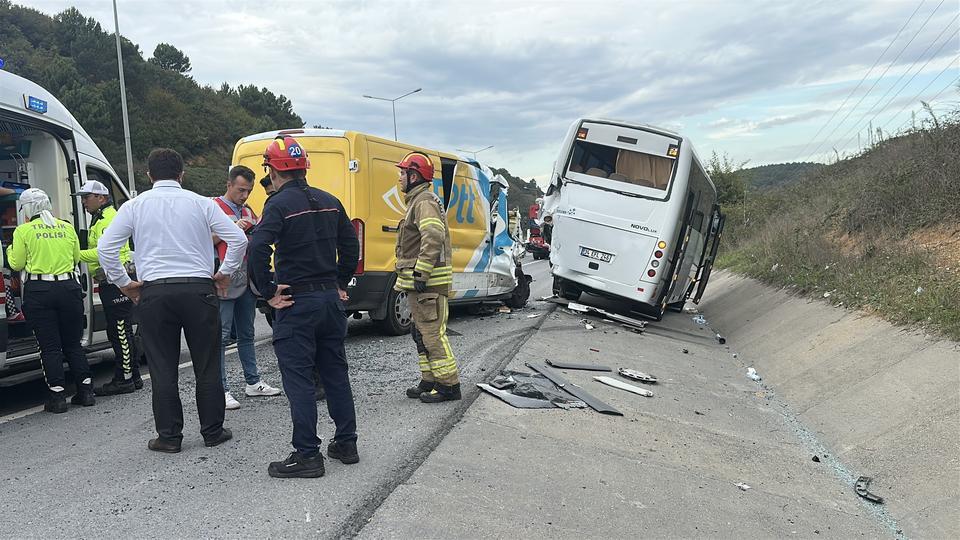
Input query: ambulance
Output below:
<box><xmin>231</xmin><ymin>129</ymin><xmax>530</xmax><ymax>334</ymax></box>
<box><xmin>0</xmin><ymin>69</ymin><xmax>134</xmax><ymax>384</ymax></box>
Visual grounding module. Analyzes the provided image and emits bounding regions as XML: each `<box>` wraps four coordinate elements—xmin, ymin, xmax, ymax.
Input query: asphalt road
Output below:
<box><xmin>0</xmin><ymin>258</ymin><xmax>554</xmax><ymax>538</ymax></box>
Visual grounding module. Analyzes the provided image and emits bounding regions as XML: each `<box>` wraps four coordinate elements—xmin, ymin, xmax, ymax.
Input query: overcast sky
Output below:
<box><xmin>25</xmin><ymin>0</ymin><xmax>960</xmax><ymax>183</ymax></box>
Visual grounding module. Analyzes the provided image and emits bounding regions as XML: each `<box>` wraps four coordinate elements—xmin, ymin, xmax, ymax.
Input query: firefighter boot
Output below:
<box><xmin>419</xmin><ymin>383</ymin><xmax>461</xmax><ymax>403</ymax></box>
<box><xmin>406</xmin><ymin>379</ymin><xmax>435</xmax><ymax>398</ymax></box>
<box><xmin>71</xmin><ymin>382</ymin><xmax>96</xmax><ymax>407</ymax></box>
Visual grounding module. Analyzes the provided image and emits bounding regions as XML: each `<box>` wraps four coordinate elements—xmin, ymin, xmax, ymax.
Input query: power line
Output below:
<box><xmin>806</xmin><ymin>0</ymin><xmax>948</xmax><ymax>160</ymax></box>
<box><xmin>882</xmin><ymin>62</ymin><xmax>959</xmax><ymax>132</ymax></box>
<box><xmin>835</xmin><ymin>23</ymin><xmax>959</xmax><ymax>151</ymax></box>
<box><xmin>892</xmin><ymin>76</ymin><xmax>959</xmax><ymax>132</ymax></box>
<box><xmin>793</xmin><ymin>0</ymin><xmax>927</xmax><ymax>161</ymax></box>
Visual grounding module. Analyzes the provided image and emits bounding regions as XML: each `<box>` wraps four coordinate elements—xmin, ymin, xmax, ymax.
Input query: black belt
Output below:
<box><xmin>142</xmin><ymin>277</ymin><xmax>213</xmax><ymax>288</ymax></box>
<box><xmin>288</xmin><ymin>281</ymin><xmax>337</xmax><ymax>294</ymax></box>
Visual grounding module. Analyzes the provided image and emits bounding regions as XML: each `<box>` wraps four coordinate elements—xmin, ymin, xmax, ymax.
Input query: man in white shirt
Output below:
<box><xmin>98</xmin><ymin>148</ymin><xmax>248</xmax><ymax>453</ymax></box>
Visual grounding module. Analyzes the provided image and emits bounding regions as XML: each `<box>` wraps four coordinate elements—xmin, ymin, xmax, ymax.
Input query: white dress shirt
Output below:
<box><xmin>98</xmin><ymin>180</ymin><xmax>248</xmax><ymax>288</ymax></box>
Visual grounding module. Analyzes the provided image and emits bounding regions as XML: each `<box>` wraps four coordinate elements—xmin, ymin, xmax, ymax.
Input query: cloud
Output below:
<box><xmin>24</xmin><ymin>0</ymin><xmax>960</xmax><ymax>176</ymax></box>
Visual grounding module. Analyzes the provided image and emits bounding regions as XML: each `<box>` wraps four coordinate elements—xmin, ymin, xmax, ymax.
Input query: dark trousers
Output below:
<box><xmin>138</xmin><ymin>281</ymin><xmax>224</xmax><ymax>443</ymax></box>
<box><xmin>98</xmin><ymin>282</ymin><xmax>141</xmax><ymax>382</ymax></box>
<box><xmin>22</xmin><ymin>279</ymin><xmax>90</xmax><ymax>389</ymax></box>
<box><xmin>273</xmin><ymin>289</ymin><xmax>357</xmax><ymax>454</ymax></box>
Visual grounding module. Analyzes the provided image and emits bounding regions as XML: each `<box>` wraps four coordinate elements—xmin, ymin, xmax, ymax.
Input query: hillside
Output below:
<box><xmin>718</xmin><ymin>110</ymin><xmax>960</xmax><ymax>339</ymax></box>
<box><xmin>0</xmin><ymin>2</ymin><xmax>303</xmax><ymax>195</ymax></box>
<box><xmin>743</xmin><ymin>161</ymin><xmax>823</xmax><ymax>190</ymax></box>
<box><xmin>489</xmin><ymin>167</ymin><xmax>543</xmax><ymax>228</ymax></box>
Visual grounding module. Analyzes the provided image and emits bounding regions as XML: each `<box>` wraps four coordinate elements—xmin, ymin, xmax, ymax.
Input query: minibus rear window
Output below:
<box><xmin>567</xmin><ymin>140</ymin><xmax>673</xmax><ymax>190</ymax></box>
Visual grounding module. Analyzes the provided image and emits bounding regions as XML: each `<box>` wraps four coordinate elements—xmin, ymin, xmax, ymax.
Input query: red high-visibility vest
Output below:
<box><xmin>213</xmin><ymin>196</ymin><xmax>258</xmax><ymax>261</ymax></box>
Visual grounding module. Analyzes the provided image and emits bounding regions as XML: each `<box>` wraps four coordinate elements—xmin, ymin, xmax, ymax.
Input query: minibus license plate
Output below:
<box><xmin>580</xmin><ymin>247</ymin><xmax>613</xmax><ymax>263</ymax></box>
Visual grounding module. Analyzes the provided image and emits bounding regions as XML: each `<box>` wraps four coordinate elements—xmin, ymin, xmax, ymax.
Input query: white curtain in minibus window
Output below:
<box><xmin>568</xmin><ymin>140</ymin><xmax>674</xmax><ymax>190</ymax></box>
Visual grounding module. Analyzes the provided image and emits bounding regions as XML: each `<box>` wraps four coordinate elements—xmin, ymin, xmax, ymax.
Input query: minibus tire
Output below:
<box><xmin>553</xmin><ymin>276</ymin><xmax>581</xmax><ymax>302</ymax></box>
<box><xmin>376</xmin><ymin>288</ymin><xmax>413</xmax><ymax>335</ymax></box>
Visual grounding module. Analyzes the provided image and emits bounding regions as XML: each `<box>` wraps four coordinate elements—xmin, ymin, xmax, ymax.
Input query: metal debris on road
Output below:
<box><xmin>526</xmin><ymin>313</ymin><xmax>540</xmax><ymax>318</ymax></box>
<box><xmin>736</xmin><ymin>482</ymin><xmax>751</xmax><ymax>491</ymax></box>
<box><xmin>617</xmin><ymin>368</ymin><xmax>657</xmax><ymax>384</ymax></box>
<box><xmin>854</xmin><ymin>476</ymin><xmax>884</xmax><ymax>504</ymax></box>
<box><xmin>746</xmin><ymin>367</ymin><xmax>761</xmax><ymax>381</ymax></box>
<box><xmin>589</xmin><ymin>348</ymin><xmax>600</xmax><ymax>352</ymax></box>
<box><xmin>594</xmin><ymin>376</ymin><xmax>653</xmax><ymax>397</ymax></box>
<box><xmin>546</xmin><ymin>359</ymin><xmax>612</xmax><ymax>372</ymax></box>
<box><xmin>527</xmin><ymin>363</ymin><xmax>623</xmax><ymax>415</ymax></box>
<box><xmin>479</xmin><ymin>370</ymin><xmax>587</xmax><ymax>410</ymax></box>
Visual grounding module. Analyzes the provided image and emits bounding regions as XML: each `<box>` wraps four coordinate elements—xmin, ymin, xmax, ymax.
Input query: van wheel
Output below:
<box><xmin>376</xmin><ymin>288</ymin><xmax>412</xmax><ymax>335</ymax></box>
<box><xmin>505</xmin><ymin>266</ymin><xmax>531</xmax><ymax>309</ymax></box>
<box><xmin>553</xmin><ymin>276</ymin><xmax>581</xmax><ymax>302</ymax></box>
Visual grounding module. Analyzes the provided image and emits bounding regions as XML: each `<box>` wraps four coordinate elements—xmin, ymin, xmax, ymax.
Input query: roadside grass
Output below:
<box><xmin>717</xmin><ymin>115</ymin><xmax>960</xmax><ymax>340</ymax></box>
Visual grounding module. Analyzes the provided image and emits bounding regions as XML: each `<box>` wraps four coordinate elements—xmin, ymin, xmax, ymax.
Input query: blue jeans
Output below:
<box><xmin>272</xmin><ymin>289</ymin><xmax>357</xmax><ymax>455</ymax></box>
<box><xmin>219</xmin><ymin>288</ymin><xmax>260</xmax><ymax>392</ymax></box>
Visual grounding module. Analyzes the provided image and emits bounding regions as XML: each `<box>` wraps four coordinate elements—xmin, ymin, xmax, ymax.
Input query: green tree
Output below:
<box><xmin>707</xmin><ymin>151</ymin><xmax>748</xmax><ymax>208</ymax></box>
<box><xmin>149</xmin><ymin>43</ymin><xmax>191</xmax><ymax>74</ymax></box>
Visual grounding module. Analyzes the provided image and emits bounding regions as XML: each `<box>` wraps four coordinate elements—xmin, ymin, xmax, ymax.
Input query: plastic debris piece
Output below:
<box><xmin>692</xmin><ymin>314</ymin><xmax>707</xmax><ymax>325</ymax></box>
<box><xmin>746</xmin><ymin>367</ymin><xmax>761</xmax><ymax>381</ymax></box>
<box><xmin>684</xmin><ymin>307</ymin><xmax>700</xmax><ymax>314</ymax></box>
<box><xmin>812</xmin><ymin>455</ymin><xmax>821</xmax><ymax>463</ymax></box>
<box><xmin>568</xmin><ymin>302</ymin><xmax>589</xmax><ymax>313</ymax></box>
<box><xmin>594</xmin><ymin>376</ymin><xmax>653</xmax><ymax>397</ymax></box>
<box><xmin>682</xmin><ymin>348</ymin><xmax>689</xmax><ymax>354</ymax></box>
<box><xmin>716</xmin><ymin>333</ymin><xmax>726</xmax><ymax>344</ymax></box>
<box><xmin>584</xmin><ymin>322</ymin><xmax>595</xmax><ymax>330</ymax></box>
<box><xmin>526</xmin><ymin>313</ymin><xmax>540</xmax><ymax>318</ymax></box>
<box><xmin>823</xmin><ymin>292</ymin><xmax>831</xmax><ymax>298</ymax></box>
<box><xmin>589</xmin><ymin>348</ymin><xmax>600</xmax><ymax>352</ymax></box>
<box><xmin>736</xmin><ymin>482</ymin><xmax>751</xmax><ymax>491</ymax></box>
<box><xmin>498</xmin><ymin>306</ymin><xmax>512</xmax><ymax>314</ymax></box>
<box><xmin>546</xmin><ymin>359</ymin><xmax>612</xmax><ymax>372</ymax></box>
<box><xmin>618</xmin><ymin>368</ymin><xmax>658</xmax><ymax>384</ymax></box>
<box><xmin>854</xmin><ymin>476</ymin><xmax>884</xmax><ymax>504</ymax></box>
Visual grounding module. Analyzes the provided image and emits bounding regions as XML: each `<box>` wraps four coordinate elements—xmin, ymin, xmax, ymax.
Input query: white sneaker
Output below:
<box><xmin>245</xmin><ymin>381</ymin><xmax>282</xmax><ymax>397</ymax></box>
<box><xmin>224</xmin><ymin>392</ymin><xmax>241</xmax><ymax>410</ymax></box>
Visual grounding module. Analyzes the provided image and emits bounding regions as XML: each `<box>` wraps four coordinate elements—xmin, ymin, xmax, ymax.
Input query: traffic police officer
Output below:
<box><xmin>73</xmin><ymin>180</ymin><xmax>142</xmax><ymax>395</ymax></box>
<box><xmin>395</xmin><ymin>152</ymin><xmax>461</xmax><ymax>403</ymax></box>
<box><xmin>6</xmin><ymin>188</ymin><xmax>93</xmax><ymax>413</ymax></box>
<box><xmin>249</xmin><ymin>136</ymin><xmax>360</xmax><ymax>478</ymax></box>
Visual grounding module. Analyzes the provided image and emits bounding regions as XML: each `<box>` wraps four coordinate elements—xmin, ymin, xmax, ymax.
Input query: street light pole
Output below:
<box><xmin>455</xmin><ymin>145</ymin><xmax>494</xmax><ymax>160</ymax></box>
<box><xmin>112</xmin><ymin>0</ymin><xmax>136</xmax><ymax>197</ymax></box>
<box><xmin>362</xmin><ymin>88</ymin><xmax>422</xmax><ymax>141</ymax></box>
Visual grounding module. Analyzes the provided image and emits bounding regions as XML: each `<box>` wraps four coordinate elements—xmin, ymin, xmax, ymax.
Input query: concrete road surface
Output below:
<box><xmin>0</xmin><ymin>258</ymin><xmax>554</xmax><ymax>538</ymax></box>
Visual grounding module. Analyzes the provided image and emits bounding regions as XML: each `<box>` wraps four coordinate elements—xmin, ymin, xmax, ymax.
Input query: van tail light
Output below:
<box><xmin>352</xmin><ymin>219</ymin><xmax>365</xmax><ymax>275</ymax></box>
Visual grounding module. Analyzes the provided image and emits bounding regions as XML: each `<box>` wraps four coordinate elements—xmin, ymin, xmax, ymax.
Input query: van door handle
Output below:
<box><xmin>382</xmin><ymin>225</ymin><xmax>399</xmax><ymax>233</ymax></box>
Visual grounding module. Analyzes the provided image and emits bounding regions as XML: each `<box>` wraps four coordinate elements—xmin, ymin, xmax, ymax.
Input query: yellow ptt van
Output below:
<box><xmin>231</xmin><ymin>129</ymin><xmax>530</xmax><ymax>334</ymax></box>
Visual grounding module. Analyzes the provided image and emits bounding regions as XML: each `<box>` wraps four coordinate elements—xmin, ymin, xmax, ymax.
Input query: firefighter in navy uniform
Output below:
<box><xmin>394</xmin><ymin>152</ymin><xmax>461</xmax><ymax>403</ymax></box>
<box><xmin>73</xmin><ymin>180</ymin><xmax>143</xmax><ymax>395</ymax></box>
<box><xmin>6</xmin><ymin>188</ymin><xmax>93</xmax><ymax>413</ymax></box>
<box><xmin>249</xmin><ymin>136</ymin><xmax>360</xmax><ymax>479</ymax></box>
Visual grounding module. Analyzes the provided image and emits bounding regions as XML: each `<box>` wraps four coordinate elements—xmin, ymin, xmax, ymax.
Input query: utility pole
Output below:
<box><xmin>112</xmin><ymin>0</ymin><xmax>136</xmax><ymax>197</ymax></box>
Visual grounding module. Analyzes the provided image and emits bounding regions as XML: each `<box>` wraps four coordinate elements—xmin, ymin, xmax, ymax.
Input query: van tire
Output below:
<box><xmin>375</xmin><ymin>288</ymin><xmax>412</xmax><ymax>336</ymax></box>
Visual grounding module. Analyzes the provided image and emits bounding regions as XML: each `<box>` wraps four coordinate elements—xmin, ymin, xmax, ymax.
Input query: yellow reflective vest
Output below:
<box><xmin>6</xmin><ymin>218</ymin><xmax>81</xmax><ymax>275</ymax></box>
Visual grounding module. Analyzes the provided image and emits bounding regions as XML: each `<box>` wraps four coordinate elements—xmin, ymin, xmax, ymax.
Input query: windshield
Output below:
<box><xmin>567</xmin><ymin>140</ymin><xmax>674</xmax><ymax>190</ymax></box>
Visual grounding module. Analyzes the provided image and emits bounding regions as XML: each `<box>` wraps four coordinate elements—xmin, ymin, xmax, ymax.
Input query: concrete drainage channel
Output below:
<box><xmin>727</xmin><ymin>354</ymin><xmax>906</xmax><ymax>539</ymax></box>
<box><xmin>335</xmin><ymin>303</ymin><xmax>557</xmax><ymax>539</ymax></box>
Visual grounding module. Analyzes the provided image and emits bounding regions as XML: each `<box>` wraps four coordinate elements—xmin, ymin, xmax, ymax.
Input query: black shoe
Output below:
<box><xmin>268</xmin><ymin>451</ymin><xmax>325</xmax><ymax>478</ymax></box>
<box><xmin>148</xmin><ymin>438</ymin><xmax>182</xmax><ymax>453</ymax></box>
<box><xmin>44</xmin><ymin>392</ymin><xmax>69</xmax><ymax>414</ymax></box>
<box><xmin>420</xmin><ymin>383</ymin><xmax>462</xmax><ymax>403</ymax></box>
<box><xmin>327</xmin><ymin>440</ymin><xmax>360</xmax><ymax>464</ymax></box>
<box><xmin>204</xmin><ymin>427</ymin><xmax>233</xmax><ymax>447</ymax></box>
<box><xmin>94</xmin><ymin>379</ymin><xmax>136</xmax><ymax>396</ymax></box>
<box><xmin>406</xmin><ymin>379</ymin><xmax>435</xmax><ymax>398</ymax></box>
<box><xmin>71</xmin><ymin>384</ymin><xmax>96</xmax><ymax>406</ymax></box>
<box><xmin>133</xmin><ymin>377</ymin><xmax>144</xmax><ymax>390</ymax></box>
